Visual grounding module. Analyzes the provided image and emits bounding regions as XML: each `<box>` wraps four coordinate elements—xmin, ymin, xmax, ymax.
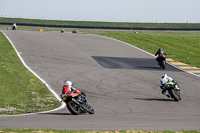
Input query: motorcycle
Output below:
<box><xmin>12</xmin><ymin>23</ymin><xmax>17</xmax><ymax>30</ymax></box>
<box><xmin>162</xmin><ymin>82</ymin><xmax>181</xmax><ymax>101</ymax></box>
<box><xmin>157</xmin><ymin>54</ymin><xmax>166</xmax><ymax>69</ymax></box>
<box><xmin>60</xmin><ymin>92</ymin><xmax>94</xmax><ymax>115</ymax></box>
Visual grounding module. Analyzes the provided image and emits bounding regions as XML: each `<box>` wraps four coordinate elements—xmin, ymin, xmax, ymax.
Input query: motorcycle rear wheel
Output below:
<box><xmin>160</xmin><ymin>60</ymin><xmax>165</xmax><ymax>69</ymax></box>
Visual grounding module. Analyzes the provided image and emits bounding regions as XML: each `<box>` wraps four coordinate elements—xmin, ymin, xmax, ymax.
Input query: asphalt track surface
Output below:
<box><xmin>1</xmin><ymin>30</ymin><xmax>200</xmax><ymax>131</ymax></box>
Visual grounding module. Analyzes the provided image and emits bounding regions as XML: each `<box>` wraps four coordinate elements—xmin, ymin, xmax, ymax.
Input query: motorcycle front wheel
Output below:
<box><xmin>67</xmin><ymin>101</ymin><xmax>81</xmax><ymax>115</ymax></box>
<box><xmin>87</xmin><ymin>105</ymin><xmax>94</xmax><ymax>114</ymax></box>
<box><xmin>169</xmin><ymin>89</ymin><xmax>180</xmax><ymax>102</ymax></box>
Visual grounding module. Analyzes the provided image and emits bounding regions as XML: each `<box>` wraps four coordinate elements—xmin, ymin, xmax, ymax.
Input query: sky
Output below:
<box><xmin>1</xmin><ymin>0</ymin><xmax>200</xmax><ymax>23</ymax></box>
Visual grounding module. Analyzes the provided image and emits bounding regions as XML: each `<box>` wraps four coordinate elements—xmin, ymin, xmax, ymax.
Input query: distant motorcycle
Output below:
<box><xmin>157</xmin><ymin>54</ymin><xmax>166</xmax><ymax>69</ymax></box>
<box><xmin>72</xmin><ymin>29</ymin><xmax>78</xmax><ymax>33</ymax></box>
<box><xmin>12</xmin><ymin>23</ymin><xmax>17</xmax><ymax>30</ymax></box>
<box><xmin>60</xmin><ymin>92</ymin><xmax>94</xmax><ymax>115</ymax></box>
<box><xmin>162</xmin><ymin>81</ymin><xmax>181</xmax><ymax>101</ymax></box>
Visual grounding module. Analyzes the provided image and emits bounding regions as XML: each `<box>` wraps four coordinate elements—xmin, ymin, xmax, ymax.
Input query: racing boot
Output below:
<box><xmin>175</xmin><ymin>84</ymin><xmax>180</xmax><ymax>90</ymax></box>
<box><xmin>162</xmin><ymin>90</ymin><xmax>170</xmax><ymax>98</ymax></box>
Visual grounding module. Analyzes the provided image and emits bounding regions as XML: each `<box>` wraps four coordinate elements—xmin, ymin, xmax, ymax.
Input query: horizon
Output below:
<box><xmin>1</xmin><ymin>0</ymin><xmax>200</xmax><ymax>23</ymax></box>
<box><xmin>1</xmin><ymin>17</ymin><xmax>199</xmax><ymax>24</ymax></box>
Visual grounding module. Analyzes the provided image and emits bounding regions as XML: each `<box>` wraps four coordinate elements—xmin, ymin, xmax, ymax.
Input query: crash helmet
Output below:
<box><xmin>159</xmin><ymin>48</ymin><xmax>162</xmax><ymax>51</ymax></box>
<box><xmin>65</xmin><ymin>81</ymin><xmax>72</xmax><ymax>88</ymax></box>
<box><xmin>160</xmin><ymin>74</ymin><xmax>168</xmax><ymax>85</ymax></box>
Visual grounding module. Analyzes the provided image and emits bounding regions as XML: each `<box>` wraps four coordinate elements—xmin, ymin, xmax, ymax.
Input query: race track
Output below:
<box><xmin>0</xmin><ymin>30</ymin><xmax>200</xmax><ymax>130</ymax></box>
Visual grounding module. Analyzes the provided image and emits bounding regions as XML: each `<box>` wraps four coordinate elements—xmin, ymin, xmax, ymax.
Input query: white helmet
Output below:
<box><xmin>65</xmin><ymin>81</ymin><xmax>72</xmax><ymax>88</ymax></box>
<box><xmin>160</xmin><ymin>74</ymin><xmax>168</xmax><ymax>85</ymax></box>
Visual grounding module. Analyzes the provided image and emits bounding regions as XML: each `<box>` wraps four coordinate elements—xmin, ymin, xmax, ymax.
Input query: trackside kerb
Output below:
<box><xmin>166</xmin><ymin>58</ymin><xmax>200</xmax><ymax>77</ymax></box>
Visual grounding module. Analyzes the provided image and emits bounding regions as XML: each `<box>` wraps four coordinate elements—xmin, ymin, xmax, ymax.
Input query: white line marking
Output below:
<box><xmin>0</xmin><ymin>31</ymin><xmax>65</xmax><ymax>117</ymax></box>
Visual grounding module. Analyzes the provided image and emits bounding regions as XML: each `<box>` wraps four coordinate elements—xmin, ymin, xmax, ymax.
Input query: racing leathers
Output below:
<box><xmin>155</xmin><ymin>49</ymin><xmax>167</xmax><ymax>64</ymax></box>
<box><xmin>62</xmin><ymin>85</ymin><xmax>81</xmax><ymax>97</ymax></box>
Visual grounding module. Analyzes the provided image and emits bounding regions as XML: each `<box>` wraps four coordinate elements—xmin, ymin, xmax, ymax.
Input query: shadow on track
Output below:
<box><xmin>92</xmin><ymin>56</ymin><xmax>178</xmax><ymax>71</ymax></box>
<box><xmin>134</xmin><ymin>98</ymin><xmax>174</xmax><ymax>102</ymax></box>
<box><xmin>39</xmin><ymin>113</ymin><xmax>72</xmax><ymax>115</ymax></box>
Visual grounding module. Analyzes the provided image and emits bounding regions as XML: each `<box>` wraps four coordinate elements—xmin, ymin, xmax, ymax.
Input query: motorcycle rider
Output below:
<box><xmin>155</xmin><ymin>48</ymin><xmax>167</xmax><ymax>64</ymax></box>
<box><xmin>62</xmin><ymin>81</ymin><xmax>81</xmax><ymax>97</ymax></box>
<box><xmin>12</xmin><ymin>23</ymin><xmax>17</xmax><ymax>30</ymax></box>
<box><xmin>61</xmin><ymin>81</ymin><xmax>88</xmax><ymax>104</ymax></box>
<box><xmin>160</xmin><ymin>74</ymin><xmax>180</xmax><ymax>98</ymax></box>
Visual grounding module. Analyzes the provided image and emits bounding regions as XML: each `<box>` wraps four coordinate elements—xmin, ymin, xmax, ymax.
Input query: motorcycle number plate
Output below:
<box><xmin>62</xmin><ymin>97</ymin><xmax>67</xmax><ymax>101</ymax></box>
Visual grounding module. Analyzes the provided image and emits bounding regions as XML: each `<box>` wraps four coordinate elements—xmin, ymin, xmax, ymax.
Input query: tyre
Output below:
<box><xmin>87</xmin><ymin>105</ymin><xmax>94</xmax><ymax>114</ymax></box>
<box><xmin>161</xmin><ymin>60</ymin><xmax>165</xmax><ymax>69</ymax></box>
<box><xmin>67</xmin><ymin>101</ymin><xmax>81</xmax><ymax>115</ymax></box>
<box><xmin>169</xmin><ymin>89</ymin><xmax>179</xmax><ymax>102</ymax></box>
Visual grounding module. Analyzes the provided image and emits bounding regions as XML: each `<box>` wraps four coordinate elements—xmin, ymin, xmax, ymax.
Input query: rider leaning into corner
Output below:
<box><xmin>160</xmin><ymin>74</ymin><xmax>180</xmax><ymax>99</ymax></box>
<box><xmin>62</xmin><ymin>81</ymin><xmax>81</xmax><ymax>97</ymax></box>
<box><xmin>155</xmin><ymin>48</ymin><xmax>167</xmax><ymax>64</ymax></box>
<box><xmin>61</xmin><ymin>80</ymin><xmax>89</xmax><ymax>106</ymax></box>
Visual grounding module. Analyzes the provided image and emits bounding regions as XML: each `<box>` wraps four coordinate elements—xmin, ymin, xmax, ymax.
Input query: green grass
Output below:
<box><xmin>0</xmin><ymin>129</ymin><xmax>199</xmax><ymax>133</ymax></box>
<box><xmin>0</xmin><ymin>32</ymin><xmax>60</xmax><ymax>115</ymax></box>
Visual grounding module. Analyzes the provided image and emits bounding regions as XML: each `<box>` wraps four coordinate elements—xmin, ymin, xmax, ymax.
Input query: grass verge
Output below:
<box><xmin>0</xmin><ymin>129</ymin><xmax>199</xmax><ymax>133</ymax></box>
<box><xmin>0</xmin><ymin>31</ymin><xmax>60</xmax><ymax>115</ymax></box>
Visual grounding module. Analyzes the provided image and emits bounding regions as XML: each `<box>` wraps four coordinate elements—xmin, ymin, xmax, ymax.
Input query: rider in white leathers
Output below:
<box><xmin>160</xmin><ymin>74</ymin><xmax>180</xmax><ymax>98</ymax></box>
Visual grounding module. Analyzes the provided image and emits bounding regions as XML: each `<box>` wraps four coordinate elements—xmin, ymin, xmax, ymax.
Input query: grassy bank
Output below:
<box><xmin>0</xmin><ymin>129</ymin><xmax>199</xmax><ymax>133</ymax></box>
<box><xmin>0</xmin><ymin>31</ymin><xmax>60</xmax><ymax>115</ymax></box>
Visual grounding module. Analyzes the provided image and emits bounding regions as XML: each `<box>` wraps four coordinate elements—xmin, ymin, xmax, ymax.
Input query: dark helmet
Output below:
<box><xmin>159</xmin><ymin>48</ymin><xmax>162</xmax><ymax>51</ymax></box>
